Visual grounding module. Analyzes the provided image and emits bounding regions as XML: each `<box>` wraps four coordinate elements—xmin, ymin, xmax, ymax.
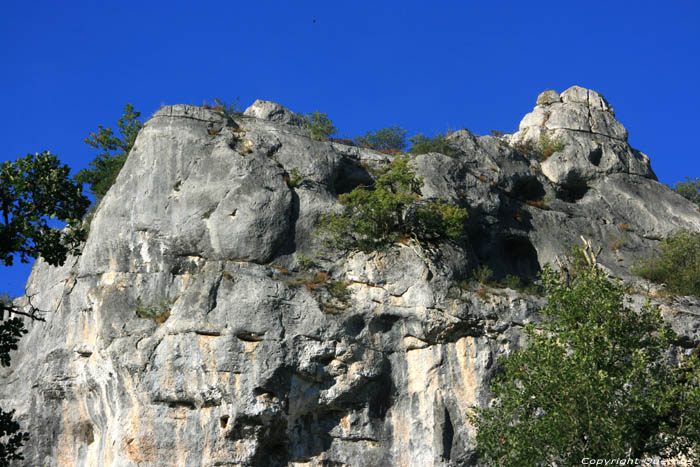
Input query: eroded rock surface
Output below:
<box><xmin>2</xmin><ymin>87</ymin><xmax>699</xmax><ymax>466</ymax></box>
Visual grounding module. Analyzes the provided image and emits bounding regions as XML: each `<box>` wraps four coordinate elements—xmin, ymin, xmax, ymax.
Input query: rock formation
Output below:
<box><xmin>2</xmin><ymin>86</ymin><xmax>699</xmax><ymax>466</ymax></box>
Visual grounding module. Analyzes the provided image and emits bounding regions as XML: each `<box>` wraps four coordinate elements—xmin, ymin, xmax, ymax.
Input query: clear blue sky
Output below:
<box><xmin>2</xmin><ymin>0</ymin><xmax>699</xmax><ymax>297</ymax></box>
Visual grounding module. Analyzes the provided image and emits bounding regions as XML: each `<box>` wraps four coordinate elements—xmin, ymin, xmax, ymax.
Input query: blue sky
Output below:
<box><xmin>1</xmin><ymin>0</ymin><xmax>699</xmax><ymax>297</ymax></box>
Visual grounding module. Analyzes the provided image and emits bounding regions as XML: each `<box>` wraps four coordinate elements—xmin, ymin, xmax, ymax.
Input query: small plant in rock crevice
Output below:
<box><xmin>212</xmin><ymin>97</ymin><xmax>244</xmax><ymax>118</ymax></box>
<box><xmin>284</xmin><ymin>168</ymin><xmax>303</xmax><ymax>188</ymax></box>
<box><xmin>296</xmin><ymin>253</ymin><xmax>316</xmax><ymax>270</ymax></box>
<box><xmin>285</xmin><ymin>270</ymin><xmax>350</xmax><ymax>313</ymax></box>
<box><xmin>473</xmin><ymin>265</ymin><xmax>493</xmax><ymax>285</ymax></box>
<box><xmin>135</xmin><ymin>298</ymin><xmax>172</xmax><ymax>324</ymax></box>
<box><xmin>512</xmin><ymin>132</ymin><xmax>566</xmax><ymax>162</ymax></box>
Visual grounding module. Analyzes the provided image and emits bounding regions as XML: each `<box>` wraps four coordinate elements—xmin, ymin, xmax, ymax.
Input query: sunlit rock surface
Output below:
<box><xmin>2</xmin><ymin>88</ymin><xmax>699</xmax><ymax>466</ymax></box>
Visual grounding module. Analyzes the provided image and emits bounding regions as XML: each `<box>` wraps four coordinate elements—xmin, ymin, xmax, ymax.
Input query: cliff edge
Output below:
<box><xmin>2</xmin><ymin>87</ymin><xmax>699</xmax><ymax>466</ymax></box>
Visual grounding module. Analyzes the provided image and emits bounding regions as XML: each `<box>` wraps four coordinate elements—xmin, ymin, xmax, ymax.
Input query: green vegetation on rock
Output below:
<box><xmin>512</xmin><ymin>132</ymin><xmax>566</xmax><ymax>162</ymax></box>
<box><xmin>305</xmin><ymin>111</ymin><xmax>337</xmax><ymax>141</ymax></box>
<box><xmin>75</xmin><ymin>104</ymin><xmax>143</xmax><ymax>201</ymax></box>
<box><xmin>318</xmin><ymin>154</ymin><xmax>467</xmax><ymax>251</ymax></box>
<box><xmin>408</xmin><ymin>131</ymin><xmax>457</xmax><ymax>157</ymax></box>
<box><xmin>470</xmin><ymin>265</ymin><xmax>700</xmax><ymax>465</ymax></box>
<box><xmin>354</xmin><ymin>126</ymin><xmax>407</xmax><ymax>152</ymax></box>
<box><xmin>672</xmin><ymin>176</ymin><xmax>700</xmax><ymax>206</ymax></box>
<box><xmin>0</xmin><ymin>151</ymin><xmax>89</xmax><ymax>463</ymax></box>
<box><xmin>632</xmin><ymin>229</ymin><xmax>700</xmax><ymax>296</ymax></box>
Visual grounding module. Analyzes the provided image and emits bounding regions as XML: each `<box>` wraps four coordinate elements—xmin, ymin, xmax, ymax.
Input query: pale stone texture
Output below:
<box><xmin>2</xmin><ymin>91</ymin><xmax>699</xmax><ymax>466</ymax></box>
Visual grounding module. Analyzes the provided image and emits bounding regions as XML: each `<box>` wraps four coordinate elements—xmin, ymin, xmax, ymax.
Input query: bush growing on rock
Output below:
<box><xmin>632</xmin><ymin>229</ymin><xmax>700</xmax><ymax>297</ymax></box>
<box><xmin>512</xmin><ymin>132</ymin><xmax>566</xmax><ymax>162</ymax></box>
<box><xmin>354</xmin><ymin>126</ymin><xmax>407</xmax><ymax>152</ymax></box>
<box><xmin>305</xmin><ymin>111</ymin><xmax>337</xmax><ymax>141</ymax></box>
<box><xmin>672</xmin><ymin>176</ymin><xmax>700</xmax><ymax>207</ymax></box>
<box><xmin>318</xmin><ymin>155</ymin><xmax>467</xmax><ymax>251</ymax></box>
<box><xmin>470</xmin><ymin>265</ymin><xmax>700</xmax><ymax>465</ymax></box>
<box><xmin>211</xmin><ymin>97</ymin><xmax>243</xmax><ymax>117</ymax></box>
<box><xmin>408</xmin><ymin>131</ymin><xmax>458</xmax><ymax>157</ymax></box>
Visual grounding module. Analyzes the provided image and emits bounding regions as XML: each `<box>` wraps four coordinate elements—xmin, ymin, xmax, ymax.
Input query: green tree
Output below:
<box><xmin>1</xmin><ymin>152</ymin><xmax>90</xmax><ymax>266</ymax></box>
<box><xmin>469</xmin><ymin>265</ymin><xmax>700</xmax><ymax>465</ymax></box>
<box><xmin>354</xmin><ymin>126</ymin><xmax>407</xmax><ymax>151</ymax></box>
<box><xmin>75</xmin><ymin>104</ymin><xmax>143</xmax><ymax>201</ymax></box>
<box><xmin>319</xmin><ymin>155</ymin><xmax>467</xmax><ymax>251</ymax></box>
<box><xmin>408</xmin><ymin>131</ymin><xmax>457</xmax><ymax>157</ymax></box>
<box><xmin>632</xmin><ymin>229</ymin><xmax>700</xmax><ymax>297</ymax></box>
<box><xmin>0</xmin><ymin>151</ymin><xmax>89</xmax><ymax>463</ymax></box>
<box><xmin>672</xmin><ymin>176</ymin><xmax>700</xmax><ymax>206</ymax></box>
<box><xmin>305</xmin><ymin>111</ymin><xmax>337</xmax><ymax>141</ymax></box>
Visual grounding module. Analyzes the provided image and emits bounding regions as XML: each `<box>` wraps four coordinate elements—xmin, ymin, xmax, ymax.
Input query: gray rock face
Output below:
<box><xmin>508</xmin><ymin>85</ymin><xmax>654</xmax><ymax>188</ymax></box>
<box><xmin>2</xmin><ymin>90</ymin><xmax>699</xmax><ymax>466</ymax></box>
<box><xmin>243</xmin><ymin>100</ymin><xmax>307</xmax><ymax>127</ymax></box>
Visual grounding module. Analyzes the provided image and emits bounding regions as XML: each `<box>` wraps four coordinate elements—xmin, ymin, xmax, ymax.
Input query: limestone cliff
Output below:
<box><xmin>2</xmin><ymin>87</ymin><xmax>699</xmax><ymax>466</ymax></box>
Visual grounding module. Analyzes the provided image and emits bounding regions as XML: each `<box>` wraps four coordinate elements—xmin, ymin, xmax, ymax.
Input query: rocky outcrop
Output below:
<box><xmin>507</xmin><ymin>85</ymin><xmax>655</xmax><ymax>187</ymax></box>
<box><xmin>2</xmin><ymin>87</ymin><xmax>699</xmax><ymax>466</ymax></box>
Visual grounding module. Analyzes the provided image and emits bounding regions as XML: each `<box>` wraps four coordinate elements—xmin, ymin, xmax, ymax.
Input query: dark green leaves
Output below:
<box><xmin>469</xmin><ymin>266</ymin><xmax>700</xmax><ymax>465</ymax></box>
<box><xmin>75</xmin><ymin>103</ymin><xmax>143</xmax><ymax>201</ymax></box>
<box><xmin>632</xmin><ymin>229</ymin><xmax>700</xmax><ymax>296</ymax></box>
<box><xmin>0</xmin><ymin>407</ymin><xmax>29</xmax><ymax>463</ymax></box>
<box><xmin>0</xmin><ymin>317</ymin><xmax>26</xmax><ymax>368</ymax></box>
<box><xmin>0</xmin><ymin>151</ymin><xmax>90</xmax><ymax>266</ymax></box>
<box><xmin>408</xmin><ymin>132</ymin><xmax>458</xmax><ymax>157</ymax></box>
<box><xmin>354</xmin><ymin>126</ymin><xmax>407</xmax><ymax>151</ymax></box>
<box><xmin>305</xmin><ymin>111</ymin><xmax>337</xmax><ymax>141</ymax></box>
<box><xmin>672</xmin><ymin>176</ymin><xmax>700</xmax><ymax>206</ymax></box>
<box><xmin>318</xmin><ymin>155</ymin><xmax>467</xmax><ymax>251</ymax></box>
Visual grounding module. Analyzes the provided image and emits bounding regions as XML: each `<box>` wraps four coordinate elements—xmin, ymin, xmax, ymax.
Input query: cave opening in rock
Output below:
<box><xmin>220</xmin><ymin>415</ymin><xmax>229</xmax><ymax>429</ymax></box>
<box><xmin>510</xmin><ymin>176</ymin><xmax>545</xmax><ymax>201</ymax></box>
<box><xmin>588</xmin><ymin>147</ymin><xmax>603</xmax><ymax>166</ymax></box>
<box><xmin>500</xmin><ymin>235</ymin><xmax>540</xmax><ymax>280</ymax></box>
<box><xmin>557</xmin><ymin>172</ymin><xmax>589</xmax><ymax>203</ymax></box>
<box><xmin>333</xmin><ymin>159</ymin><xmax>374</xmax><ymax>195</ymax></box>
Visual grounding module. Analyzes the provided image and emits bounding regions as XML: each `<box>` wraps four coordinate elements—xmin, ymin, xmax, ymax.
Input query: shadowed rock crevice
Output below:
<box><xmin>333</xmin><ymin>158</ymin><xmax>374</xmax><ymax>195</ymax></box>
<box><xmin>557</xmin><ymin>171</ymin><xmax>589</xmax><ymax>202</ymax></box>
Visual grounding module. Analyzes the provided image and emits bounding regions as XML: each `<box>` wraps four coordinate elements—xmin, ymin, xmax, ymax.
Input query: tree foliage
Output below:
<box><xmin>75</xmin><ymin>103</ymin><xmax>143</xmax><ymax>201</ymax></box>
<box><xmin>672</xmin><ymin>176</ymin><xmax>700</xmax><ymax>206</ymax></box>
<box><xmin>632</xmin><ymin>229</ymin><xmax>700</xmax><ymax>296</ymax></box>
<box><xmin>408</xmin><ymin>131</ymin><xmax>458</xmax><ymax>157</ymax></box>
<box><xmin>0</xmin><ymin>151</ymin><xmax>88</xmax><ymax>463</ymax></box>
<box><xmin>318</xmin><ymin>155</ymin><xmax>467</xmax><ymax>251</ymax></box>
<box><xmin>0</xmin><ymin>303</ymin><xmax>29</xmax><ymax>464</ymax></box>
<box><xmin>470</xmin><ymin>265</ymin><xmax>700</xmax><ymax>466</ymax></box>
<box><xmin>305</xmin><ymin>111</ymin><xmax>337</xmax><ymax>141</ymax></box>
<box><xmin>0</xmin><ymin>151</ymin><xmax>90</xmax><ymax>267</ymax></box>
<box><xmin>354</xmin><ymin>126</ymin><xmax>407</xmax><ymax>151</ymax></box>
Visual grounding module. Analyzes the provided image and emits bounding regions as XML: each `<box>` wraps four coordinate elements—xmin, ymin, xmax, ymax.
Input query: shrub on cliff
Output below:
<box><xmin>632</xmin><ymin>229</ymin><xmax>700</xmax><ymax>296</ymax></box>
<box><xmin>470</xmin><ymin>265</ymin><xmax>700</xmax><ymax>465</ymax></box>
<box><xmin>75</xmin><ymin>104</ymin><xmax>143</xmax><ymax>201</ymax></box>
<box><xmin>672</xmin><ymin>176</ymin><xmax>700</xmax><ymax>207</ymax></box>
<box><xmin>318</xmin><ymin>154</ymin><xmax>467</xmax><ymax>251</ymax></box>
<box><xmin>354</xmin><ymin>126</ymin><xmax>407</xmax><ymax>152</ymax></box>
<box><xmin>305</xmin><ymin>111</ymin><xmax>337</xmax><ymax>141</ymax></box>
<box><xmin>408</xmin><ymin>131</ymin><xmax>458</xmax><ymax>157</ymax></box>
